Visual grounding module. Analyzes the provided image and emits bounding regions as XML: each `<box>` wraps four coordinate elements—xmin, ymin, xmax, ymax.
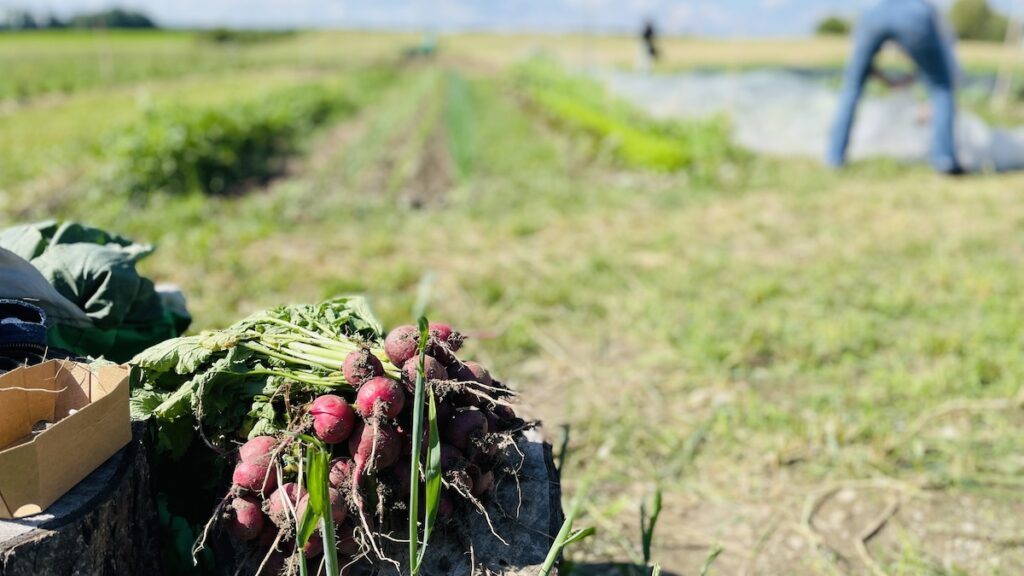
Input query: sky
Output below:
<box><xmin>2</xmin><ymin>0</ymin><xmax>1021</xmax><ymax>37</ymax></box>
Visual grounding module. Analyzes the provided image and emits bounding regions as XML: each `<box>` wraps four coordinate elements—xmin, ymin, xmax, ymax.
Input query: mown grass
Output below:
<box><xmin>4</xmin><ymin>31</ymin><xmax>1024</xmax><ymax>574</ymax></box>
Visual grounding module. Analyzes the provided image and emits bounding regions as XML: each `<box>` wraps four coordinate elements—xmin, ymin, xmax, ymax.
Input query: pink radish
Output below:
<box><xmin>310</xmin><ymin>395</ymin><xmax>357</xmax><ymax>444</ymax></box>
<box><xmin>233</xmin><ymin>461</ymin><xmax>277</xmax><ymax>495</ymax></box>
<box><xmin>227</xmin><ymin>496</ymin><xmax>265</xmax><ymax>541</ymax></box>
<box><xmin>296</xmin><ymin>488</ymin><xmax>346</xmax><ymax>525</ymax></box>
<box><xmin>343</xmin><ymin>348</ymin><xmax>384</xmax><ymax>386</ymax></box>
<box><xmin>266</xmin><ymin>482</ymin><xmax>306</xmax><ymax>528</ymax></box>
<box><xmin>384</xmin><ymin>325</ymin><xmax>419</xmax><ymax>367</ymax></box>
<box><xmin>328</xmin><ymin>458</ymin><xmax>354</xmax><ymax>489</ymax></box>
<box><xmin>355</xmin><ymin>377</ymin><xmax>405</xmax><ymax>418</ymax></box>
<box><xmin>239</xmin><ymin>436</ymin><xmax>278</xmax><ymax>465</ymax></box>
<box><xmin>401</xmin><ymin>355</ymin><xmax>447</xmax><ymax>386</ymax></box>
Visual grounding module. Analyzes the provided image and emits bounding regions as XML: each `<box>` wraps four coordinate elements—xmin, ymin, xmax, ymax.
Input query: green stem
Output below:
<box><xmin>241</xmin><ymin>342</ymin><xmax>339</xmax><ymax>372</ymax></box>
<box><xmin>287</xmin><ymin>341</ymin><xmax>355</xmax><ymax>363</ymax></box>
<box><xmin>250</xmin><ymin>368</ymin><xmax>350</xmax><ymax>390</ymax></box>
<box><xmin>321</xmin><ymin>517</ymin><xmax>340</xmax><ymax>576</ymax></box>
<box><xmin>408</xmin><ymin>318</ymin><xmax>430</xmax><ymax>575</ymax></box>
<box><xmin>539</xmin><ymin>492</ymin><xmax>585</xmax><ymax>576</ymax></box>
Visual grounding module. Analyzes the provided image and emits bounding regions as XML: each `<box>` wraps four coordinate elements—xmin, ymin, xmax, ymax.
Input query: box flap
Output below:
<box><xmin>52</xmin><ymin>361</ymin><xmax>93</xmax><ymax>416</ymax></box>
<box><xmin>0</xmin><ymin>436</ymin><xmax>40</xmax><ymax>519</ymax></box>
<box><xmin>0</xmin><ymin>491</ymin><xmax>11</xmax><ymax>518</ymax></box>
<box><xmin>0</xmin><ymin>362</ymin><xmax>59</xmax><ymax>450</ymax></box>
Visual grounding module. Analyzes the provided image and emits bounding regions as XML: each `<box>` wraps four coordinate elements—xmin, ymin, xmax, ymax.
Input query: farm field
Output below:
<box><xmin>3</xmin><ymin>30</ymin><xmax>1024</xmax><ymax>575</ymax></box>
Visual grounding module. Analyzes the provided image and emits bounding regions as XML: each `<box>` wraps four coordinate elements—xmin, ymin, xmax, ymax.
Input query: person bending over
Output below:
<box><xmin>827</xmin><ymin>0</ymin><xmax>963</xmax><ymax>174</ymax></box>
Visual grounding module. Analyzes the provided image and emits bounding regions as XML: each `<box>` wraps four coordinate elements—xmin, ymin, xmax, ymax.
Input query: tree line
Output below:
<box><xmin>817</xmin><ymin>0</ymin><xmax>1011</xmax><ymax>43</ymax></box>
<box><xmin>1</xmin><ymin>8</ymin><xmax>158</xmax><ymax>30</ymax></box>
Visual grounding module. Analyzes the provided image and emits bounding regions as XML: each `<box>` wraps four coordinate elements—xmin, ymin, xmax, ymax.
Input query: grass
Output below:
<box><xmin>4</xmin><ymin>30</ymin><xmax>1024</xmax><ymax>574</ymax></box>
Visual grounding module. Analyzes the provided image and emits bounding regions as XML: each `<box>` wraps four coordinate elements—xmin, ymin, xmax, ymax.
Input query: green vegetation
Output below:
<box><xmin>105</xmin><ymin>81</ymin><xmax>358</xmax><ymax>197</ymax></box>
<box><xmin>513</xmin><ymin>58</ymin><xmax>742</xmax><ymax>178</ymax></box>
<box><xmin>3</xmin><ymin>31</ymin><xmax>1024</xmax><ymax>574</ymax></box>
<box><xmin>815</xmin><ymin>15</ymin><xmax>851</xmax><ymax>37</ymax></box>
<box><xmin>197</xmin><ymin>28</ymin><xmax>296</xmax><ymax>45</ymax></box>
<box><xmin>950</xmin><ymin>0</ymin><xmax>1009</xmax><ymax>43</ymax></box>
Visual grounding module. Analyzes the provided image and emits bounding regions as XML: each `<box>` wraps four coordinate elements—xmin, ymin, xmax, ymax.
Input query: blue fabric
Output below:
<box><xmin>827</xmin><ymin>0</ymin><xmax>961</xmax><ymax>173</ymax></box>
<box><xmin>0</xmin><ymin>299</ymin><xmax>47</xmax><ymax>347</ymax></box>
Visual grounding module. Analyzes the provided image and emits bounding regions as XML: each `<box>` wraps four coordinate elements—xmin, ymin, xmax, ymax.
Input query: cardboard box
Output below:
<box><xmin>0</xmin><ymin>360</ymin><xmax>131</xmax><ymax>519</ymax></box>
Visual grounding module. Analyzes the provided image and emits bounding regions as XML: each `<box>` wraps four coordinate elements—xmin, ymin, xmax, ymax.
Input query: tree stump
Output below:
<box><xmin>0</xmin><ymin>423</ymin><xmax>160</xmax><ymax>576</ymax></box>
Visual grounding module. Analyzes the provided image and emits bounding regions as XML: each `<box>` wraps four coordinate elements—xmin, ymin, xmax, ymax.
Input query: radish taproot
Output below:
<box><xmin>462</xmin><ymin>361</ymin><xmax>492</xmax><ymax>387</ymax></box>
<box><xmin>267</xmin><ymin>482</ymin><xmax>306</xmax><ymax>528</ymax></box>
<box><xmin>429</xmin><ymin>322</ymin><xmax>465</xmax><ymax>352</ymax></box>
<box><xmin>444</xmin><ymin>409</ymin><xmax>489</xmax><ymax>453</ymax></box>
<box><xmin>233</xmin><ymin>460</ymin><xmax>277</xmax><ymax>495</ymax></box>
<box><xmin>328</xmin><ymin>458</ymin><xmax>353</xmax><ymax>489</ymax></box>
<box><xmin>309</xmin><ymin>395</ymin><xmax>357</xmax><ymax>444</ymax></box>
<box><xmin>384</xmin><ymin>325</ymin><xmax>419</xmax><ymax>366</ymax></box>
<box><xmin>348</xmin><ymin>421</ymin><xmax>401</xmax><ymax>472</ymax></box>
<box><xmin>227</xmin><ymin>496</ymin><xmax>265</xmax><ymax>541</ymax></box>
<box><xmin>239</xmin><ymin>436</ymin><xmax>278</xmax><ymax>465</ymax></box>
<box><xmin>343</xmin><ymin>348</ymin><xmax>384</xmax><ymax>387</ymax></box>
<box><xmin>355</xmin><ymin>377</ymin><xmax>405</xmax><ymax>418</ymax></box>
<box><xmin>401</xmin><ymin>355</ymin><xmax>447</xmax><ymax>385</ymax></box>
<box><xmin>296</xmin><ymin>488</ymin><xmax>346</xmax><ymax>525</ymax></box>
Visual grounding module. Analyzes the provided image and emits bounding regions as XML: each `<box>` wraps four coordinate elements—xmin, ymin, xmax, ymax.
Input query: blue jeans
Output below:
<box><xmin>827</xmin><ymin>0</ymin><xmax>960</xmax><ymax>173</ymax></box>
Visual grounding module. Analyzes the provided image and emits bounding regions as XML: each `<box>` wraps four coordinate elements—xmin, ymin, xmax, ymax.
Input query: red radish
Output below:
<box><xmin>310</xmin><ymin>395</ymin><xmax>357</xmax><ymax>444</ymax></box>
<box><xmin>328</xmin><ymin>458</ymin><xmax>354</xmax><ymax>489</ymax></box>
<box><xmin>304</xmin><ymin>533</ymin><xmax>324</xmax><ymax>557</ymax></box>
<box><xmin>296</xmin><ymin>488</ymin><xmax>346</xmax><ymax>525</ymax></box>
<box><xmin>267</xmin><ymin>482</ymin><xmax>306</xmax><ymax>527</ymax></box>
<box><xmin>343</xmin><ymin>348</ymin><xmax>384</xmax><ymax>386</ymax></box>
<box><xmin>348</xmin><ymin>422</ymin><xmax>401</xmax><ymax>472</ymax></box>
<box><xmin>443</xmin><ymin>409</ymin><xmax>489</xmax><ymax>453</ymax></box>
<box><xmin>239</xmin><ymin>436</ymin><xmax>278</xmax><ymax>465</ymax></box>
<box><xmin>429</xmin><ymin>322</ymin><xmax>465</xmax><ymax>352</ymax></box>
<box><xmin>491</xmin><ymin>404</ymin><xmax>517</xmax><ymax>431</ymax></box>
<box><xmin>428</xmin><ymin>323</ymin><xmax>454</xmax><ymax>342</ymax></box>
<box><xmin>233</xmin><ymin>461</ymin><xmax>277</xmax><ymax>494</ymax></box>
<box><xmin>462</xmin><ymin>361</ymin><xmax>492</xmax><ymax>386</ymax></box>
<box><xmin>384</xmin><ymin>325</ymin><xmax>419</xmax><ymax>367</ymax></box>
<box><xmin>348</xmin><ymin>421</ymin><xmax>401</xmax><ymax>511</ymax></box>
<box><xmin>483</xmin><ymin>410</ymin><xmax>499</xmax><ymax>432</ymax></box>
<box><xmin>355</xmin><ymin>377</ymin><xmax>405</xmax><ymax>418</ymax></box>
<box><xmin>227</xmin><ymin>496</ymin><xmax>265</xmax><ymax>541</ymax></box>
<box><xmin>401</xmin><ymin>355</ymin><xmax>447</xmax><ymax>385</ymax></box>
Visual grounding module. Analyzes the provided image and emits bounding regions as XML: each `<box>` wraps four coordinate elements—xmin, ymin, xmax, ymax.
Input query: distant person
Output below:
<box><xmin>827</xmin><ymin>0</ymin><xmax>963</xmax><ymax>174</ymax></box>
<box><xmin>638</xmin><ymin>19</ymin><xmax>659</xmax><ymax>73</ymax></box>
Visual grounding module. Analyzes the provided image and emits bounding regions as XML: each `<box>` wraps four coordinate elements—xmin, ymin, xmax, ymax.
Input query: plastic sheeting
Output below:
<box><xmin>600</xmin><ymin>69</ymin><xmax>1024</xmax><ymax>172</ymax></box>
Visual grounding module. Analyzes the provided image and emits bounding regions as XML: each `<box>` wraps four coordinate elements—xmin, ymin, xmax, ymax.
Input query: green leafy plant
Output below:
<box><xmin>539</xmin><ymin>491</ymin><xmax>595</xmax><ymax>576</ymax></box>
<box><xmin>640</xmin><ymin>487</ymin><xmax>663</xmax><ymax>568</ymax></box>
<box><xmin>105</xmin><ymin>82</ymin><xmax>356</xmax><ymax>198</ymax></box>
<box><xmin>512</xmin><ymin>58</ymin><xmax>743</xmax><ymax>179</ymax></box>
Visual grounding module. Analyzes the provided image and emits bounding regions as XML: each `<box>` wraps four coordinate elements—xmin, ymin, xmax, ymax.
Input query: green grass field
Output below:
<box><xmin>3</xmin><ymin>30</ymin><xmax>1024</xmax><ymax>575</ymax></box>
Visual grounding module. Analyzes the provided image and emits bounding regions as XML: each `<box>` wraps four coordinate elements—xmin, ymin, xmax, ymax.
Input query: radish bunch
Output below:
<box><xmin>220</xmin><ymin>322</ymin><xmax>525</xmax><ymax>574</ymax></box>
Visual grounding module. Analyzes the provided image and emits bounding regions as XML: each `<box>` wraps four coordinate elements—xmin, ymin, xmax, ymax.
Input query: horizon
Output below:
<box><xmin>3</xmin><ymin>0</ymin><xmax>1020</xmax><ymax>38</ymax></box>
